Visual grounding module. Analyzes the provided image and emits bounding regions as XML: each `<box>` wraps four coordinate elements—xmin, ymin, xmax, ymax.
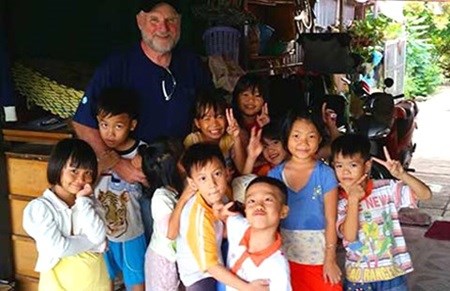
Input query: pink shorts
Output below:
<box><xmin>145</xmin><ymin>247</ymin><xmax>180</xmax><ymax>291</ymax></box>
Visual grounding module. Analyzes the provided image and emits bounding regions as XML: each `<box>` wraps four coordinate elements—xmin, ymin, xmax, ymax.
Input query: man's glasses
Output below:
<box><xmin>162</xmin><ymin>68</ymin><xmax>177</xmax><ymax>101</ymax></box>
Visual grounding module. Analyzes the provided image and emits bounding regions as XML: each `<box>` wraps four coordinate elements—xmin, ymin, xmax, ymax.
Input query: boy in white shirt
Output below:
<box><xmin>222</xmin><ymin>176</ymin><xmax>292</xmax><ymax>291</ymax></box>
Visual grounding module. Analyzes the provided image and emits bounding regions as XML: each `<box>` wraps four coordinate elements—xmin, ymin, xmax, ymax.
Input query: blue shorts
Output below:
<box><xmin>104</xmin><ymin>234</ymin><xmax>146</xmax><ymax>287</ymax></box>
<box><xmin>344</xmin><ymin>275</ymin><xmax>408</xmax><ymax>291</ymax></box>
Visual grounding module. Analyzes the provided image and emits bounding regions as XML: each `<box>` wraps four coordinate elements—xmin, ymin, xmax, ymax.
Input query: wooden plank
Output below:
<box><xmin>2</xmin><ymin>129</ymin><xmax>72</xmax><ymax>145</ymax></box>
<box><xmin>12</xmin><ymin>235</ymin><xmax>39</xmax><ymax>278</ymax></box>
<box><xmin>6</xmin><ymin>157</ymin><xmax>48</xmax><ymax>197</ymax></box>
<box><xmin>15</xmin><ymin>274</ymin><xmax>39</xmax><ymax>291</ymax></box>
<box><xmin>10</xmin><ymin>196</ymin><xmax>33</xmax><ymax>237</ymax></box>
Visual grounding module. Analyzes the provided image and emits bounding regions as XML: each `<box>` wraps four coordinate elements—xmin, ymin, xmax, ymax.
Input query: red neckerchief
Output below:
<box><xmin>231</xmin><ymin>228</ymin><xmax>282</xmax><ymax>274</ymax></box>
<box><xmin>339</xmin><ymin>179</ymin><xmax>374</xmax><ymax>201</ymax></box>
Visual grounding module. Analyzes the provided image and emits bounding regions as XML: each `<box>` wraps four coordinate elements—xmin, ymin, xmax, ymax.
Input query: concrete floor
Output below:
<box><xmin>402</xmin><ymin>86</ymin><xmax>450</xmax><ymax>290</ymax></box>
<box><xmin>409</xmin><ymin>85</ymin><xmax>450</xmax><ymax>221</ymax></box>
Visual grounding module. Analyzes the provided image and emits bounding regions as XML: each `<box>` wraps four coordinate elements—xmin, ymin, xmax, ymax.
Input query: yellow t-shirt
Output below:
<box><xmin>183</xmin><ymin>132</ymin><xmax>235</xmax><ymax>169</ymax></box>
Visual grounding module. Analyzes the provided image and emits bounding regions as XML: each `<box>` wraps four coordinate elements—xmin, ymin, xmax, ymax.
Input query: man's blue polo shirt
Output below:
<box><xmin>73</xmin><ymin>43</ymin><xmax>212</xmax><ymax>143</ymax></box>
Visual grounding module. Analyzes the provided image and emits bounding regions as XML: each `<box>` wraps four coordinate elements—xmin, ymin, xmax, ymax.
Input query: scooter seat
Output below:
<box><xmin>367</xmin><ymin>123</ymin><xmax>391</xmax><ymax>139</ymax></box>
<box><xmin>355</xmin><ymin>116</ymin><xmax>391</xmax><ymax>139</ymax></box>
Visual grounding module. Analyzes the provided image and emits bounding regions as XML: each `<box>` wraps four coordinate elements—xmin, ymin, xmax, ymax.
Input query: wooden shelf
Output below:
<box><xmin>2</xmin><ymin>129</ymin><xmax>72</xmax><ymax>144</ymax></box>
<box><xmin>243</xmin><ymin>0</ymin><xmax>299</xmax><ymax>73</ymax></box>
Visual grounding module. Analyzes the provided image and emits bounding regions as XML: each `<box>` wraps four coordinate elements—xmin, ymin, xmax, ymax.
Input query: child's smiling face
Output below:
<box><xmin>287</xmin><ymin>119</ymin><xmax>322</xmax><ymax>161</ymax></box>
<box><xmin>262</xmin><ymin>138</ymin><xmax>287</xmax><ymax>166</ymax></box>
<box><xmin>237</xmin><ymin>87</ymin><xmax>264</xmax><ymax>118</ymax></box>
<box><xmin>194</xmin><ymin>106</ymin><xmax>226</xmax><ymax>142</ymax></box>
<box><xmin>57</xmin><ymin>158</ymin><xmax>94</xmax><ymax>196</ymax></box>
<box><xmin>187</xmin><ymin>157</ymin><xmax>228</xmax><ymax>206</ymax></box>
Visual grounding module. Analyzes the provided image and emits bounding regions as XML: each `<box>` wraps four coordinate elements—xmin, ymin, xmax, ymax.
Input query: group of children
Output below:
<box><xmin>23</xmin><ymin>73</ymin><xmax>432</xmax><ymax>291</ymax></box>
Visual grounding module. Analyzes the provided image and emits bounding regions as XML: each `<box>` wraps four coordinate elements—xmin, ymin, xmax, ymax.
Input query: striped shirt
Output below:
<box><xmin>337</xmin><ymin>179</ymin><xmax>417</xmax><ymax>283</ymax></box>
<box><xmin>176</xmin><ymin>192</ymin><xmax>224</xmax><ymax>286</ymax></box>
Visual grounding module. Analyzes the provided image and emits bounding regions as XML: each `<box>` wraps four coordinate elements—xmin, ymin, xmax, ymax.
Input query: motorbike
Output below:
<box><xmin>318</xmin><ymin>76</ymin><xmax>418</xmax><ymax>179</ymax></box>
<box><xmin>351</xmin><ymin>78</ymin><xmax>419</xmax><ymax>178</ymax></box>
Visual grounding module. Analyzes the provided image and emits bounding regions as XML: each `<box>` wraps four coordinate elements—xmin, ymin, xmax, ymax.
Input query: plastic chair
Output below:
<box><xmin>202</xmin><ymin>26</ymin><xmax>241</xmax><ymax>63</ymax></box>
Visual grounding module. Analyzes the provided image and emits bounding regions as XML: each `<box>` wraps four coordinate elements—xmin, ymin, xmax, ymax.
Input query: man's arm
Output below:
<box><xmin>72</xmin><ymin>121</ymin><xmax>146</xmax><ymax>183</ymax></box>
<box><xmin>72</xmin><ymin>121</ymin><xmax>108</xmax><ymax>155</ymax></box>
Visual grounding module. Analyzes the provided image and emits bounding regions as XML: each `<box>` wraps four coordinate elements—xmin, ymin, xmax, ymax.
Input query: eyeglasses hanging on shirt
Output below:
<box><xmin>162</xmin><ymin>68</ymin><xmax>177</xmax><ymax>101</ymax></box>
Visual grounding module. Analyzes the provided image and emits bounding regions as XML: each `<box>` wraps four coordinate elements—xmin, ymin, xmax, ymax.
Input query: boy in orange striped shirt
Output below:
<box><xmin>176</xmin><ymin>143</ymin><xmax>269</xmax><ymax>291</ymax></box>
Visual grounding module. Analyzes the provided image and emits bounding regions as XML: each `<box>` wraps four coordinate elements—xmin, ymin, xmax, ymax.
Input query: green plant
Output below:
<box><xmin>348</xmin><ymin>14</ymin><xmax>403</xmax><ymax>62</ymax></box>
<box><xmin>404</xmin><ymin>4</ymin><xmax>444</xmax><ymax>98</ymax></box>
<box><xmin>428</xmin><ymin>3</ymin><xmax>450</xmax><ymax>78</ymax></box>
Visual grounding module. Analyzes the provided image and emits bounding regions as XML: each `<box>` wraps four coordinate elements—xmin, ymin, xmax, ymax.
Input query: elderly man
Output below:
<box><xmin>72</xmin><ymin>0</ymin><xmax>212</xmax><ymax>183</ymax></box>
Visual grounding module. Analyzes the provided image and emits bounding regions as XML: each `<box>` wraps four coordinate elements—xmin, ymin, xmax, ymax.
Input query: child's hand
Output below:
<box><xmin>322</xmin><ymin>102</ymin><xmax>338</xmax><ymax>129</ymax></box>
<box><xmin>93</xmin><ymin>240</ymin><xmax>108</xmax><ymax>253</ymax></box>
<box><xmin>372</xmin><ymin>147</ymin><xmax>405</xmax><ymax>180</ymax></box>
<box><xmin>256</xmin><ymin>103</ymin><xmax>270</xmax><ymax>128</ymax></box>
<box><xmin>340</xmin><ymin>174</ymin><xmax>367</xmax><ymax>202</ymax></box>
<box><xmin>323</xmin><ymin>259</ymin><xmax>342</xmax><ymax>285</ymax></box>
<box><xmin>246</xmin><ymin>279</ymin><xmax>270</xmax><ymax>291</ymax></box>
<box><xmin>213</xmin><ymin>201</ymin><xmax>238</xmax><ymax>221</ymax></box>
<box><xmin>180</xmin><ymin>184</ymin><xmax>196</xmax><ymax>202</ymax></box>
<box><xmin>76</xmin><ymin>183</ymin><xmax>93</xmax><ymax>198</ymax></box>
<box><xmin>247</xmin><ymin>127</ymin><xmax>263</xmax><ymax>159</ymax></box>
<box><xmin>226</xmin><ymin>108</ymin><xmax>241</xmax><ymax>138</ymax></box>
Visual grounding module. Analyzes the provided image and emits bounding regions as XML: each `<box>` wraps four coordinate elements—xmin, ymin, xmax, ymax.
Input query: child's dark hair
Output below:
<box><xmin>194</xmin><ymin>90</ymin><xmax>228</xmax><ymax>120</ymax></box>
<box><xmin>140</xmin><ymin>139</ymin><xmax>184</xmax><ymax>198</ymax></box>
<box><xmin>281</xmin><ymin>109</ymin><xmax>329</xmax><ymax>150</ymax></box>
<box><xmin>262</xmin><ymin>119</ymin><xmax>283</xmax><ymax>141</ymax></box>
<box><xmin>331</xmin><ymin>134</ymin><xmax>371</xmax><ymax>161</ymax></box>
<box><xmin>47</xmin><ymin>138</ymin><xmax>98</xmax><ymax>185</ymax></box>
<box><xmin>96</xmin><ymin>87</ymin><xmax>139</xmax><ymax>119</ymax></box>
<box><xmin>181</xmin><ymin>143</ymin><xmax>226</xmax><ymax>177</ymax></box>
<box><xmin>232</xmin><ymin>74</ymin><xmax>269</xmax><ymax>123</ymax></box>
<box><xmin>246</xmin><ymin>176</ymin><xmax>287</xmax><ymax>205</ymax></box>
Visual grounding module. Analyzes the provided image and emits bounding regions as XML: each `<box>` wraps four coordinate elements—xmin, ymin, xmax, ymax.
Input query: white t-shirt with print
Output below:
<box><xmin>337</xmin><ymin>179</ymin><xmax>417</xmax><ymax>283</ymax></box>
